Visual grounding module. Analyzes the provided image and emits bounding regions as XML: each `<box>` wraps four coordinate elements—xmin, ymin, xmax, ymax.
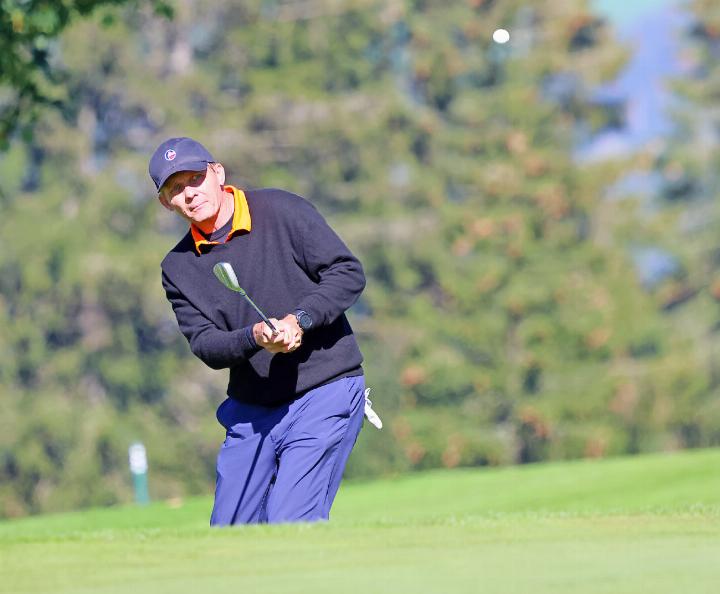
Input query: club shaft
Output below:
<box><xmin>242</xmin><ymin>294</ymin><xmax>278</xmax><ymax>333</ymax></box>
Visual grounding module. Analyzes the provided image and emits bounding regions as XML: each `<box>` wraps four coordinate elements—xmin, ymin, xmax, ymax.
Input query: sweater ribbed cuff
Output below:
<box><xmin>243</xmin><ymin>325</ymin><xmax>259</xmax><ymax>351</ymax></box>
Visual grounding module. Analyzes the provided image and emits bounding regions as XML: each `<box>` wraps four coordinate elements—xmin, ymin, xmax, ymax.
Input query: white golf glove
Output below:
<box><xmin>363</xmin><ymin>388</ymin><xmax>382</xmax><ymax>429</ymax></box>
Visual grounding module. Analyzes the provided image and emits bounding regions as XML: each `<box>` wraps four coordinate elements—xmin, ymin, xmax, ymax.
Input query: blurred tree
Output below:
<box><xmin>610</xmin><ymin>0</ymin><xmax>720</xmax><ymax>453</ymax></box>
<box><xmin>0</xmin><ymin>0</ymin><xmax>172</xmax><ymax>148</ymax></box>
<box><xmin>2</xmin><ymin>0</ymin><xmax>715</xmax><ymax>518</ymax></box>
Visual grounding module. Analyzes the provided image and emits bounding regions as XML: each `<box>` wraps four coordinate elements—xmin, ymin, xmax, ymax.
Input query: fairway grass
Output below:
<box><xmin>1</xmin><ymin>449</ymin><xmax>719</xmax><ymax>594</ymax></box>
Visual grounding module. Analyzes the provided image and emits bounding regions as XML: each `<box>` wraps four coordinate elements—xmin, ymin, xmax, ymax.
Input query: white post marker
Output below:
<box><xmin>492</xmin><ymin>29</ymin><xmax>510</xmax><ymax>44</ymax></box>
<box><xmin>128</xmin><ymin>442</ymin><xmax>150</xmax><ymax>504</ymax></box>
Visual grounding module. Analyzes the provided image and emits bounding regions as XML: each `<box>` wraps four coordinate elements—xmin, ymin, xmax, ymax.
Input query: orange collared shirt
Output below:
<box><xmin>190</xmin><ymin>185</ymin><xmax>251</xmax><ymax>254</ymax></box>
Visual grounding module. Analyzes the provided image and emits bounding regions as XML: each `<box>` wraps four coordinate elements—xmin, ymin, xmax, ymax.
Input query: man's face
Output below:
<box><xmin>158</xmin><ymin>163</ymin><xmax>226</xmax><ymax>225</ymax></box>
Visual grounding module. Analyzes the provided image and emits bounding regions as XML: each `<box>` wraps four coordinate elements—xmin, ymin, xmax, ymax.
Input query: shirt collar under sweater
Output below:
<box><xmin>190</xmin><ymin>185</ymin><xmax>251</xmax><ymax>254</ymax></box>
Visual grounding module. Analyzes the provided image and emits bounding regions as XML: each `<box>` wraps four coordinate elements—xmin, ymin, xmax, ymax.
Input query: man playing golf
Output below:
<box><xmin>149</xmin><ymin>137</ymin><xmax>367</xmax><ymax>525</ymax></box>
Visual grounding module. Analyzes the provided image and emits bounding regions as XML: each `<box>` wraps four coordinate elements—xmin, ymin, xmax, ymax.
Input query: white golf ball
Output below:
<box><xmin>493</xmin><ymin>29</ymin><xmax>510</xmax><ymax>44</ymax></box>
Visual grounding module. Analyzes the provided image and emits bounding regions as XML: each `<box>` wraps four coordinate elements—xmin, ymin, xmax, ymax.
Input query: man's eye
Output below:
<box><xmin>191</xmin><ymin>174</ymin><xmax>203</xmax><ymax>183</ymax></box>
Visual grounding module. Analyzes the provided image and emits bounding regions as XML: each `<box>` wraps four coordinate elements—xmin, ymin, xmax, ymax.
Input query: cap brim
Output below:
<box><xmin>156</xmin><ymin>160</ymin><xmax>209</xmax><ymax>191</ymax></box>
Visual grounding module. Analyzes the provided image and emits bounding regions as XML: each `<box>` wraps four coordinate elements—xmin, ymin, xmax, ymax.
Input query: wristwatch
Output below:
<box><xmin>294</xmin><ymin>309</ymin><xmax>313</xmax><ymax>332</ymax></box>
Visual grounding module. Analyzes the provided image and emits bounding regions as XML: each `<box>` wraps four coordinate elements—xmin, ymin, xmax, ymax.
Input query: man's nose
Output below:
<box><xmin>183</xmin><ymin>185</ymin><xmax>196</xmax><ymax>201</ymax></box>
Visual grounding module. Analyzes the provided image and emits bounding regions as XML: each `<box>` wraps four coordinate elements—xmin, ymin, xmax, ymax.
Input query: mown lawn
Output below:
<box><xmin>1</xmin><ymin>448</ymin><xmax>719</xmax><ymax>594</ymax></box>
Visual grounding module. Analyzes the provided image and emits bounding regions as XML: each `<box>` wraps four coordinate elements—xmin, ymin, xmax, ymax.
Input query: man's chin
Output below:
<box><xmin>188</xmin><ymin>209</ymin><xmax>212</xmax><ymax>225</ymax></box>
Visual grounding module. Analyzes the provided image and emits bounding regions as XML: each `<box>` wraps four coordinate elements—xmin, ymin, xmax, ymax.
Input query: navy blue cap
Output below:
<box><xmin>149</xmin><ymin>137</ymin><xmax>215</xmax><ymax>191</ymax></box>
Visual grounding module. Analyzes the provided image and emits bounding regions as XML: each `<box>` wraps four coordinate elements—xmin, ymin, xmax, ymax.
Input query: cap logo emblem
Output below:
<box><xmin>164</xmin><ymin>149</ymin><xmax>177</xmax><ymax>161</ymax></box>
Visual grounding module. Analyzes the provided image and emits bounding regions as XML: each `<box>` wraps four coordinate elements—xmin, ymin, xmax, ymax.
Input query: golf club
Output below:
<box><xmin>212</xmin><ymin>262</ymin><xmax>278</xmax><ymax>335</ymax></box>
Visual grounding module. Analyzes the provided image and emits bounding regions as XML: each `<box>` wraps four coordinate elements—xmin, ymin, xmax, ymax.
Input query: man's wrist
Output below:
<box><xmin>246</xmin><ymin>325</ymin><xmax>260</xmax><ymax>349</ymax></box>
<box><xmin>293</xmin><ymin>309</ymin><xmax>313</xmax><ymax>332</ymax></box>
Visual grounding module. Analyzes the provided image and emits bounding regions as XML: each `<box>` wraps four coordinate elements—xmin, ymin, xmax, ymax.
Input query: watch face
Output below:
<box><xmin>296</xmin><ymin>311</ymin><xmax>312</xmax><ymax>330</ymax></box>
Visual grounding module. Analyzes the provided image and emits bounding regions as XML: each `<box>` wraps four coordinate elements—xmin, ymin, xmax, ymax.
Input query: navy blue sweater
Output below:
<box><xmin>161</xmin><ymin>188</ymin><xmax>365</xmax><ymax>405</ymax></box>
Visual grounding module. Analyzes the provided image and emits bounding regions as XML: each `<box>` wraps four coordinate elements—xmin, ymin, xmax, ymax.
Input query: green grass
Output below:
<box><xmin>1</xmin><ymin>449</ymin><xmax>719</xmax><ymax>594</ymax></box>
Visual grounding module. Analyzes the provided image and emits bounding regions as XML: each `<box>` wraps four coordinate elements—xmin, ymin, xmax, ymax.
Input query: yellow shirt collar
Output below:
<box><xmin>191</xmin><ymin>185</ymin><xmax>251</xmax><ymax>254</ymax></box>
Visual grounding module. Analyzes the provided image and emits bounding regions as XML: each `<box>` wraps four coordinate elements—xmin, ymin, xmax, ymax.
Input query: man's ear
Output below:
<box><xmin>212</xmin><ymin>163</ymin><xmax>226</xmax><ymax>186</ymax></box>
<box><xmin>158</xmin><ymin>192</ymin><xmax>175</xmax><ymax>211</ymax></box>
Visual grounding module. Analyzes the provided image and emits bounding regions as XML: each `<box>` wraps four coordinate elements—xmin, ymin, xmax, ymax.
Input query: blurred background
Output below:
<box><xmin>1</xmin><ymin>0</ymin><xmax>719</xmax><ymax>518</ymax></box>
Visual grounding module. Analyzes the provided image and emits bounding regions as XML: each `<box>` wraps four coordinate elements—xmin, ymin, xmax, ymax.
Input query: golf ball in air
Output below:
<box><xmin>493</xmin><ymin>29</ymin><xmax>510</xmax><ymax>44</ymax></box>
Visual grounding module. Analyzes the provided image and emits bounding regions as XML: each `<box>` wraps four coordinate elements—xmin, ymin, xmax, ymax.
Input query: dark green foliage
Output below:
<box><xmin>0</xmin><ymin>0</ymin><xmax>172</xmax><ymax>147</ymax></box>
<box><xmin>0</xmin><ymin>0</ymin><xmax>716</xmax><ymax>518</ymax></box>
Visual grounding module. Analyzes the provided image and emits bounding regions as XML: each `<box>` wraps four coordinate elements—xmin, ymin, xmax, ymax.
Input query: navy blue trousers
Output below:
<box><xmin>210</xmin><ymin>375</ymin><xmax>365</xmax><ymax>525</ymax></box>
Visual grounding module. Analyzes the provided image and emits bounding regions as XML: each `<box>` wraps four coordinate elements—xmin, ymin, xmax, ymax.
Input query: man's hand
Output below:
<box><xmin>253</xmin><ymin>317</ymin><xmax>302</xmax><ymax>354</ymax></box>
<box><xmin>253</xmin><ymin>319</ymin><xmax>288</xmax><ymax>354</ymax></box>
<box><xmin>279</xmin><ymin>313</ymin><xmax>303</xmax><ymax>352</ymax></box>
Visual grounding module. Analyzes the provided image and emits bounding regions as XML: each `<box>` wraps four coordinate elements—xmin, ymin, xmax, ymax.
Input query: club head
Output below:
<box><xmin>212</xmin><ymin>262</ymin><xmax>246</xmax><ymax>296</ymax></box>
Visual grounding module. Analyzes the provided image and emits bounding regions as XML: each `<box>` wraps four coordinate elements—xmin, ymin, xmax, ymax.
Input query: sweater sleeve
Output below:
<box><xmin>162</xmin><ymin>270</ymin><xmax>260</xmax><ymax>369</ymax></box>
<box><xmin>288</xmin><ymin>194</ymin><xmax>366</xmax><ymax>327</ymax></box>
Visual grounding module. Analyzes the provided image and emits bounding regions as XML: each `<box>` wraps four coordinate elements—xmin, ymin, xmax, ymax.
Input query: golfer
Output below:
<box><xmin>149</xmin><ymin>137</ymin><xmax>367</xmax><ymax>525</ymax></box>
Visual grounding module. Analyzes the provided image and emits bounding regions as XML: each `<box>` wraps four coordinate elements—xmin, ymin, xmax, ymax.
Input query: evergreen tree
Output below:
<box><xmin>603</xmin><ymin>0</ymin><xmax>720</xmax><ymax>457</ymax></box>
<box><xmin>0</xmin><ymin>0</ymin><xmax>172</xmax><ymax>147</ymax></box>
<box><xmin>1</xmin><ymin>0</ymin><xmax>709</xmax><ymax>517</ymax></box>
